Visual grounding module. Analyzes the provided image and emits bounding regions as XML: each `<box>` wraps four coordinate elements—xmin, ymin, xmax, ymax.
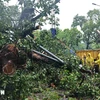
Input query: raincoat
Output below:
<box><xmin>86</xmin><ymin>53</ymin><xmax>94</xmax><ymax>68</ymax></box>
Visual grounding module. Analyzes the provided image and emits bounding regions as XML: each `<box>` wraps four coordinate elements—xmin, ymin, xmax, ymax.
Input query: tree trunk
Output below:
<box><xmin>86</xmin><ymin>42</ymin><xmax>89</xmax><ymax>49</ymax></box>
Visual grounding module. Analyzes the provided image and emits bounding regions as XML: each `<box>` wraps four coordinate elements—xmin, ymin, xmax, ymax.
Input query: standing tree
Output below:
<box><xmin>71</xmin><ymin>9</ymin><xmax>100</xmax><ymax>49</ymax></box>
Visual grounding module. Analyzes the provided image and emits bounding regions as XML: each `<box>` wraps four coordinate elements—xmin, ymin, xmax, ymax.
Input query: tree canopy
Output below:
<box><xmin>72</xmin><ymin>9</ymin><xmax>100</xmax><ymax>49</ymax></box>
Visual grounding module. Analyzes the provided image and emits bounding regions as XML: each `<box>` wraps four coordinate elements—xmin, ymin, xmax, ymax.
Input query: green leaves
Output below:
<box><xmin>72</xmin><ymin>9</ymin><xmax>100</xmax><ymax>49</ymax></box>
<box><xmin>71</xmin><ymin>14</ymin><xmax>87</xmax><ymax>28</ymax></box>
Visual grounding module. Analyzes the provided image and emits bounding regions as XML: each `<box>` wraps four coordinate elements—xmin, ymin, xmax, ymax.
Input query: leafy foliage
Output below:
<box><xmin>71</xmin><ymin>9</ymin><xmax>100</xmax><ymax>49</ymax></box>
<box><xmin>0</xmin><ymin>1</ymin><xmax>100</xmax><ymax>100</ymax></box>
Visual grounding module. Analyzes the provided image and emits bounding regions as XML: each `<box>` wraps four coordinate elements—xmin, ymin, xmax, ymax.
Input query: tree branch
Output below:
<box><xmin>31</xmin><ymin>0</ymin><xmax>60</xmax><ymax>22</ymax></box>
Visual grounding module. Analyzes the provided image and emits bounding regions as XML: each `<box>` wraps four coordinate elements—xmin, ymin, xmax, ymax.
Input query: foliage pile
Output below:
<box><xmin>0</xmin><ymin>30</ymin><xmax>100</xmax><ymax>100</ymax></box>
<box><xmin>0</xmin><ymin>0</ymin><xmax>100</xmax><ymax>100</ymax></box>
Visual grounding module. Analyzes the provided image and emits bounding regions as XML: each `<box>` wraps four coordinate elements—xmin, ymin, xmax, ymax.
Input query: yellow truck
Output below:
<box><xmin>76</xmin><ymin>49</ymin><xmax>100</xmax><ymax>60</ymax></box>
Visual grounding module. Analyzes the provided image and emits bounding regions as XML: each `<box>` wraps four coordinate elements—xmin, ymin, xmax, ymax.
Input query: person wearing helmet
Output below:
<box><xmin>86</xmin><ymin>53</ymin><xmax>94</xmax><ymax>69</ymax></box>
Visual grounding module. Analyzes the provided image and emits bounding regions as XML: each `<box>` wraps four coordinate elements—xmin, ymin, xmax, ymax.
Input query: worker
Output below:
<box><xmin>50</xmin><ymin>28</ymin><xmax>56</xmax><ymax>38</ymax></box>
<box><xmin>82</xmin><ymin>53</ymin><xmax>87</xmax><ymax>66</ymax></box>
<box><xmin>21</xmin><ymin>25</ymin><xmax>41</xmax><ymax>39</ymax></box>
<box><xmin>94</xmin><ymin>53</ymin><xmax>100</xmax><ymax>72</ymax></box>
<box><xmin>86</xmin><ymin>53</ymin><xmax>94</xmax><ymax>69</ymax></box>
